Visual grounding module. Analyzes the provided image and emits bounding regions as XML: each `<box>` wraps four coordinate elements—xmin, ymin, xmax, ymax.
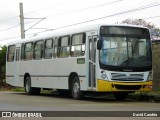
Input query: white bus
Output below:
<box><xmin>6</xmin><ymin>24</ymin><xmax>152</xmax><ymax>100</ymax></box>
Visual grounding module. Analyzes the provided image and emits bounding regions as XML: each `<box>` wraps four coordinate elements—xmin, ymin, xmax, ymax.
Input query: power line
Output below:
<box><xmin>0</xmin><ymin>16</ymin><xmax>19</xmax><ymax>27</ymax></box>
<box><xmin>46</xmin><ymin>0</ymin><xmax>123</xmax><ymax>18</ymax></box>
<box><xmin>0</xmin><ymin>0</ymin><xmax>76</xmax><ymax>33</ymax></box>
<box><xmin>0</xmin><ymin>0</ymin><xmax>122</xmax><ymax>33</ymax></box>
<box><xmin>23</xmin><ymin>0</ymin><xmax>122</xmax><ymax>33</ymax></box>
<box><xmin>25</xmin><ymin>17</ymin><xmax>46</xmax><ymax>32</ymax></box>
<box><xmin>44</xmin><ymin>2</ymin><xmax>160</xmax><ymax>31</ymax></box>
<box><xmin>1</xmin><ymin>2</ymin><xmax>160</xmax><ymax>42</ymax></box>
<box><xmin>24</xmin><ymin>0</ymin><xmax>76</xmax><ymax>16</ymax></box>
<box><xmin>0</xmin><ymin>36</ymin><xmax>21</xmax><ymax>41</ymax></box>
<box><xmin>0</xmin><ymin>19</ymin><xmax>44</xmax><ymax>33</ymax></box>
<box><xmin>0</xmin><ymin>24</ymin><xmax>19</xmax><ymax>32</ymax></box>
<box><xmin>0</xmin><ymin>1</ymin><xmax>159</xmax><ymax>35</ymax></box>
<box><xmin>144</xmin><ymin>15</ymin><xmax>160</xmax><ymax>20</ymax></box>
<box><xmin>24</xmin><ymin>19</ymin><xmax>42</xmax><ymax>24</ymax></box>
<box><xmin>25</xmin><ymin>2</ymin><xmax>160</xmax><ymax>37</ymax></box>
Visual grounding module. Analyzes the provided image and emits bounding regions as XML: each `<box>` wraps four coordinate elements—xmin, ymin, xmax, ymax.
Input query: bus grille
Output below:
<box><xmin>111</xmin><ymin>73</ymin><xmax>144</xmax><ymax>81</ymax></box>
<box><xmin>114</xmin><ymin>84</ymin><xmax>142</xmax><ymax>90</ymax></box>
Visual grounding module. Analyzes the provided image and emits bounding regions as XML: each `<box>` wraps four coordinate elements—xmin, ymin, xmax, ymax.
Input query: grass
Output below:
<box><xmin>12</xmin><ymin>87</ymin><xmax>25</xmax><ymax>92</ymax></box>
<box><xmin>11</xmin><ymin>87</ymin><xmax>54</xmax><ymax>94</ymax></box>
<box><xmin>128</xmin><ymin>91</ymin><xmax>160</xmax><ymax>102</ymax></box>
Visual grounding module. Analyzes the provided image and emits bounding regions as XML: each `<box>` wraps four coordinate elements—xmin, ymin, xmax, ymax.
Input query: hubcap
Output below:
<box><xmin>73</xmin><ymin>82</ymin><xmax>80</xmax><ymax>97</ymax></box>
<box><xmin>25</xmin><ymin>78</ymin><xmax>30</xmax><ymax>92</ymax></box>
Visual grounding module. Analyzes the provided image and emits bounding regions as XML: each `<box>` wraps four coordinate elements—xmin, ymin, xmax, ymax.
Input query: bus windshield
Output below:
<box><xmin>99</xmin><ymin>27</ymin><xmax>152</xmax><ymax>72</ymax></box>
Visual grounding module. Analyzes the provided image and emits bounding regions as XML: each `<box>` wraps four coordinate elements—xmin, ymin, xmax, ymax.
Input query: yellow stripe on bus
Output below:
<box><xmin>97</xmin><ymin>79</ymin><xmax>152</xmax><ymax>92</ymax></box>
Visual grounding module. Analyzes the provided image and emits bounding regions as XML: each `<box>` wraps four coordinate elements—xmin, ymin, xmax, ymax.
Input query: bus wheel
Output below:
<box><xmin>113</xmin><ymin>92</ymin><xmax>128</xmax><ymax>101</ymax></box>
<box><xmin>24</xmin><ymin>76</ymin><xmax>40</xmax><ymax>95</ymax></box>
<box><xmin>71</xmin><ymin>77</ymin><xmax>85</xmax><ymax>100</ymax></box>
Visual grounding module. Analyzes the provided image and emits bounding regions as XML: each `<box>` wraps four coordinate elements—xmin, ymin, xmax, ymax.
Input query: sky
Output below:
<box><xmin>0</xmin><ymin>0</ymin><xmax>160</xmax><ymax>45</ymax></box>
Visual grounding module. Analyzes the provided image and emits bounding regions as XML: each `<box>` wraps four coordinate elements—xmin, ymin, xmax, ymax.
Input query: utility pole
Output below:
<box><xmin>19</xmin><ymin>3</ymin><xmax>25</xmax><ymax>39</ymax></box>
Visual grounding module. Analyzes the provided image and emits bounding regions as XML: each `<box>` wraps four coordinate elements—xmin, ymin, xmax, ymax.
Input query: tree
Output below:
<box><xmin>121</xmin><ymin>19</ymin><xmax>160</xmax><ymax>40</ymax></box>
<box><xmin>0</xmin><ymin>45</ymin><xmax>7</xmax><ymax>87</ymax></box>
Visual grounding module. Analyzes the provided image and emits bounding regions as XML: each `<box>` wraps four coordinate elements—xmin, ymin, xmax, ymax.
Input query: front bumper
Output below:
<box><xmin>97</xmin><ymin>79</ymin><xmax>152</xmax><ymax>92</ymax></box>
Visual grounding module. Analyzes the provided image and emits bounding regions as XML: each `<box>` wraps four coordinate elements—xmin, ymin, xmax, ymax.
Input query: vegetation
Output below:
<box><xmin>0</xmin><ymin>45</ymin><xmax>13</xmax><ymax>90</ymax></box>
<box><xmin>0</xmin><ymin>45</ymin><xmax>7</xmax><ymax>89</ymax></box>
<box><xmin>128</xmin><ymin>92</ymin><xmax>160</xmax><ymax>102</ymax></box>
<box><xmin>121</xmin><ymin>18</ymin><xmax>160</xmax><ymax>39</ymax></box>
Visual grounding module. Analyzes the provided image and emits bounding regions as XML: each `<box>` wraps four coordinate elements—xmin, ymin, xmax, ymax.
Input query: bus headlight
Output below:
<box><xmin>147</xmin><ymin>70</ymin><xmax>152</xmax><ymax>81</ymax></box>
<box><xmin>101</xmin><ymin>70</ymin><xmax>108</xmax><ymax>80</ymax></box>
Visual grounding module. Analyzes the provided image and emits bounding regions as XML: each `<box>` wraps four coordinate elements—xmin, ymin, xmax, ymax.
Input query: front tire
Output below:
<box><xmin>71</xmin><ymin>77</ymin><xmax>85</xmax><ymax>100</ymax></box>
<box><xmin>24</xmin><ymin>76</ymin><xmax>40</xmax><ymax>95</ymax></box>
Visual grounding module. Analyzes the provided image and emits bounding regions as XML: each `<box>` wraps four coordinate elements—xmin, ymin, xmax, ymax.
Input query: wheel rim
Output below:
<box><xmin>25</xmin><ymin>78</ymin><xmax>30</xmax><ymax>93</ymax></box>
<box><xmin>73</xmin><ymin>82</ymin><xmax>80</xmax><ymax>98</ymax></box>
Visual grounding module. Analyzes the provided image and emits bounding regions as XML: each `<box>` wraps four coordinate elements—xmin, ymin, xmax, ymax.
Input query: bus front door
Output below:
<box><xmin>88</xmin><ymin>36</ymin><xmax>97</xmax><ymax>90</ymax></box>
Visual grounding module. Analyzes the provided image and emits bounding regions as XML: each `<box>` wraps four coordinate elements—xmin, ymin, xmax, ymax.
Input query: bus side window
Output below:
<box><xmin>57</xmin><ymin>36</ymin><xmax>70</xmax><ymax>58</ymax></box>
<box><xmin>44</xmin><ymin>38</ymin><xmax>53</xmax><ymax>59</ymax></box>
<box><xmin>7</xmin><ymin>45</ymin><xmax>15</xmax><ymax>62</ymax></box>
<box><xmin>33</xmin><ymin>40</ymin><xmax>44</xmax><ymax>60</ymax></box>
<box><xmin>54</xmin><ymin>38</ymin><xmax>58</xmax><ymax>58</ymax></box>
<box><xmin>24</xmin><ymin>42</ymin><xmax>33</xmax><ymax>60</ymax></box>
<box><xmin>70</xmin><ymin>33</ymin><xmax>85</xmax><ymax>57</ymax></box>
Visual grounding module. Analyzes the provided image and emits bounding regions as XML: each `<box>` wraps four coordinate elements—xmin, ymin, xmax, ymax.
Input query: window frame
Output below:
<box><xmin>57</xmin><ymin>35</ymin><xmax>70</xmax><ymax>58</ymax></box>
<box><xmin>33</xmin><ymin>40</ymin><xmax>44</xmax><ymax>60</ymax></box>
<box><xmin>7</xmin><ymin>45</ymin><xmax>15</xmax><ymax>62</ymax></box>
<box><xmin>44</xmin><ymin>38</ymin><xmax>54</xmax><ymax>59</ymax></box>
<box><xmin>24</xmin><ymin>42</ymin><xmax>33</xmax><ymax>60</ymax></box>
<box><xmin>70</xmin><ymin>33</ymin><xmax>86</xmax><ymax>57</ymax></box>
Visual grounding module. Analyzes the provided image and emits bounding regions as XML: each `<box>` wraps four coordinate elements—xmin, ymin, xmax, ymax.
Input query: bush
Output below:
<box><xmin>129</xmin><ymin>92</ymin><xmax>160</xmax><ymax>102</ymax></box>
<box><xmin>0</xmin><ymin>46</ymin><xmax>7</xmax><ymax>88</ymax></box>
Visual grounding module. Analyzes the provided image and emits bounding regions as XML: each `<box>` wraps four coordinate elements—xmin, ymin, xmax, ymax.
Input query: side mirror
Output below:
<box><xmin>97</xmin><ymin>38</ymin><xmax>103</xmax><ymax>50</ymax></box>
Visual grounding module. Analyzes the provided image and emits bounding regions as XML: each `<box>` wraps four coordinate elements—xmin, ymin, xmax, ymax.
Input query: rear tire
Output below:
<box><xmin>71</xmin><ymin>76</ymin><xmax>85</xmax><ymax>100</ymax></box>
<box><xmin>24</xmin><ymin>76</ymin><xmax>40</xmax><ymax>95</ymax></box>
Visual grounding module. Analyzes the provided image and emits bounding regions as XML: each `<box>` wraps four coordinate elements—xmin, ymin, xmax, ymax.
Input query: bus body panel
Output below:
<box><xmin>6</xmin><ymin>62</ymin><xmax>15</xmax><ymax>86</ymax></box>
<box><xmin>19</xmin><ymin>57</ymin><xmax>86</xmax><ymax>90</ymax></box>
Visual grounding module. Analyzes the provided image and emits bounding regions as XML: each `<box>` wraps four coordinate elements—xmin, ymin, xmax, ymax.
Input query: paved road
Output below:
<box><xmin>0</xmin><ymin>91</ymin><xmax>160</xmax><ymax>120</ymax></box>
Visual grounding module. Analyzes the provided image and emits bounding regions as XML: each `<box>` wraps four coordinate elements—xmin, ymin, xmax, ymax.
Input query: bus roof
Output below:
<box><xmin>7</xmin><ymin>24</ymin><xmax>148</xmax><ymax>46</ymax></box>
